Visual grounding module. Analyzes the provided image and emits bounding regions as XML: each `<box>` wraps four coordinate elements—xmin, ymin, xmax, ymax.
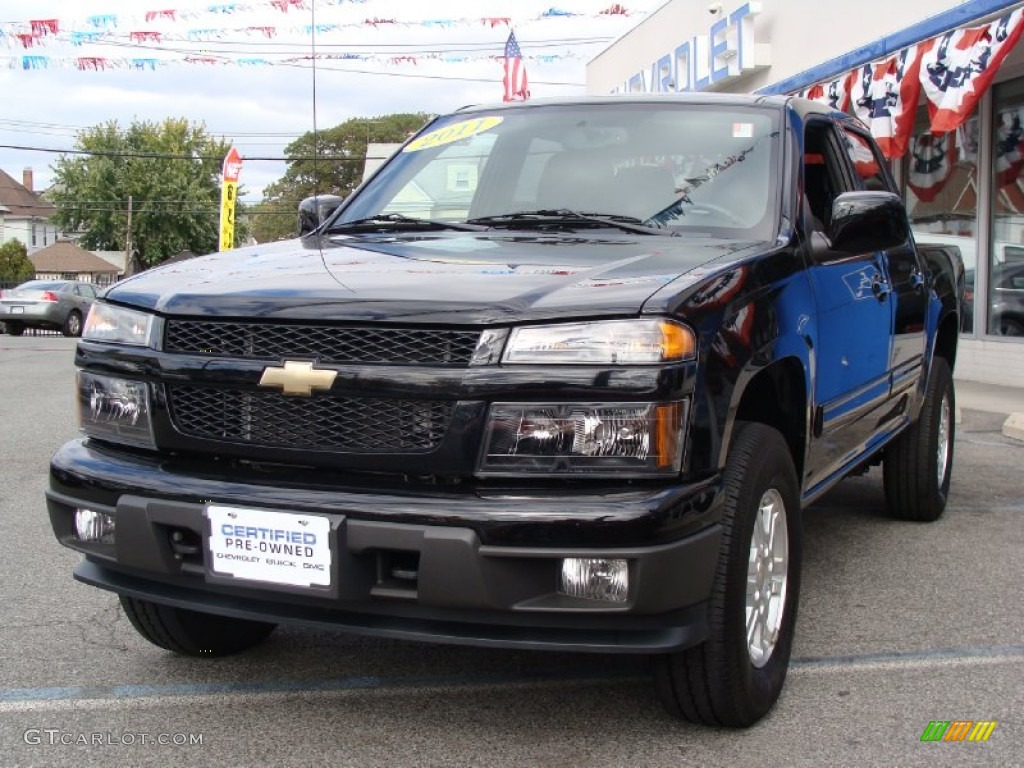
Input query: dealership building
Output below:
<box><xmin>587</xmin><ymin>0</ymin><xmax>1024</xmax><ymax>387</ymax></box>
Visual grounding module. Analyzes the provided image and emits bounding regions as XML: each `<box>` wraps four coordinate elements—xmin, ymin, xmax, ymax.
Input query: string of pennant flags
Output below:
<box><xmin>2</xmin><ymin>49</ymin><xmax>585</xmax><ymax>71</ymax></box>
<box><xmin>0</xmin><ymin>4</ymin><xmax>644</xmax><ymax>50</ymax></box>
<box><xmin>800</xmin><ymin>7</ymin><xmax>1024</xmax><ymax>204</ymax></box>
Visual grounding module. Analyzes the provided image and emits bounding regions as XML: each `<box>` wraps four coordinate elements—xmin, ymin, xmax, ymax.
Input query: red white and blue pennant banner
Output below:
<box><xmin>849</xmin><ymin>43</ymin><xmax>927</xmax><ymax>160</ymax></box>
<box><xmin>0</xmin><ymin>3</ymin><xmax>646</xmax><ymax>49</ymax></box>
<box><xmin>796</xmin><ymin>7</ymin><xmax>1024</xmax><ymax>160</ymax></box>
<box><xmin>1</xmin><ymin>50</ymin><xmax>585</xmax><ymax>71</ymax></box>
<box><xmin>921</xmin><ymin>7</ymin><xmax>1024</xmax><ymax>134</ymax></box>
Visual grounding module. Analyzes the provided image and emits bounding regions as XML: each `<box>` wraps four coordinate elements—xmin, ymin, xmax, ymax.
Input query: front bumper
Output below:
<box><xmin>49</xmin><ymin>438</ymin><xmax>724</xmax><ymax>653</ymax></box>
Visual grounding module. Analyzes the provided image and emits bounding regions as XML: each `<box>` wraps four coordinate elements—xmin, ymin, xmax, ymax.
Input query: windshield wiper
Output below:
<box><xmin>467</xmin><ymin>209</ymin><xmax>675</xmax><ymax>236</ymax></box>
<box><xmin>327</xmin><ymin>213</ymin><xmax>487</xmax><ymax>233</ymax></box>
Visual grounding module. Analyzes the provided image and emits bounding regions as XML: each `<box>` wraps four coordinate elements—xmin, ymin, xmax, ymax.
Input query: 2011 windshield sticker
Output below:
<box><xmin>403</xmin><ymin>116</ymin><xmax>503</xmax><ymax>152</ymax></box>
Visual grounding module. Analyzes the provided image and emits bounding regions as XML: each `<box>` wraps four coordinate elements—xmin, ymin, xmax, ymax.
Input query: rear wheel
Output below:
<box><xmin>995</xmin><ymin>316</ymin><xmax>1023</xmax><ymax>336</ymax></box>
<box><xmin>653</xmin><ymin>423</ymin><xmax>802</xmax><ymax>727</ymax></box>
<box><xmin>120</xmin><ymin>596</ymin><xmax>276</xmax><ymax>656</ymax></box>
<box><xmin>62</xmin><ymin>310</ymin><xmax>83</xmax><ymax>337</ymax></box>
<box><xmin>5</xmin><ymin>322</ymin><xmax>24</xmax><ymax>336</ymax></box>
<box><xmin>883</xmin><ymin>357</ymin><xmax>954</xmax><ymax>521</ymax></box>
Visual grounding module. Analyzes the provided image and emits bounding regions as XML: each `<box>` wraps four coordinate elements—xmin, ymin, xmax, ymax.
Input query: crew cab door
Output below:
<box><xmin>840</xmin><ymin>127</ymin><xmax>928</xmax><ymax>403</ymax></box>
<box><xmin>802</xmin><ymin>119</ymin><xmax>895</xmax><ymax>485</ymax></box>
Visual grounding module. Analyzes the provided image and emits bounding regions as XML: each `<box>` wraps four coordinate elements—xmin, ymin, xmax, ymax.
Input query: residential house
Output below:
<box><xmin>362</xmin><ymin>141</ymin><xmax>482</xmax><ymax>219</ymax></box>
<box><xmin>0</xmin><ymin>167</ymin><xmax>59</xmax><ymax>253</ymax></box>
<box><xmin>29</xmin><ymin>241</ymin><xmax>121</xmax><ymax>286</ymax></box>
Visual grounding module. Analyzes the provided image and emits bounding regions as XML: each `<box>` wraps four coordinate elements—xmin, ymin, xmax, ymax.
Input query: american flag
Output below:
<box><xmin>503</xmin><ymin>31</ymin><xmax>529</xmax><ymax>102</ymax></box>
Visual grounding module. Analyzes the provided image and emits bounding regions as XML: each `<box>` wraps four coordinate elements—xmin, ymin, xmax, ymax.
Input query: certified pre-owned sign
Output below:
<box><xmin>205</xmin><ymin>505</ymin><xmax>332</xmax><ymax>588</ymax></box>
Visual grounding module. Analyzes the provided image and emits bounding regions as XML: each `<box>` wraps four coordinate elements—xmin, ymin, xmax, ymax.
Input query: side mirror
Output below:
<box><xmin>298</xmin><ymin>194</ymin><xmax>346</xmax><ymax>236</ymax></box>
<box><xmin>822</xmin><ymin>191</ymin><xmax>909</xmax><ymax>255</ymax></box>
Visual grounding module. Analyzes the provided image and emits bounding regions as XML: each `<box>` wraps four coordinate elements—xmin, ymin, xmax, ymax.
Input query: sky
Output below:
<box><xmin>0</xmin><ymin>0</ymin><xmax>662</xmax><ymax>203</ymax></box>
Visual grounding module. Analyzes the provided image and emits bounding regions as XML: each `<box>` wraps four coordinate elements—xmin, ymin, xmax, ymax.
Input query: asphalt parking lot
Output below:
<box><xmin>1</xmin><ymin>335</ymin><xmax>1021</xmax><ymax>767</ymax></box>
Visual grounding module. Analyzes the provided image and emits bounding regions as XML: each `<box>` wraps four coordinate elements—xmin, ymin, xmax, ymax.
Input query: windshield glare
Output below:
<box><xmin>339</xmin><ymin>103</ymin><xmax>781</xmax><ymax>238</ymax></box>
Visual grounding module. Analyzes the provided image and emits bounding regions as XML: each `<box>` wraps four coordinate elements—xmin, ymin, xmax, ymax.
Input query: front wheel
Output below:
<box><xmin>120</xmin><ymin>596</ymin><xmax>276</xmax><ymax>656</ymax></box>
<box><xmin>653</xmin><ymin>422</ymin><xmax>802</xmax><ymax>727</ymax></box>
<box><xmin>883</xmin><ymin>357</ymin><xmax>954</xmax><ymax>521</ymax></box>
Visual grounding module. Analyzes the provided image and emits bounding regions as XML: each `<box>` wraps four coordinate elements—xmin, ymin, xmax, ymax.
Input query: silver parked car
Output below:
<box><xmin>0</xmin><ymin>280</ymin><xmax>100</xmax><ymax>337</ymax></box>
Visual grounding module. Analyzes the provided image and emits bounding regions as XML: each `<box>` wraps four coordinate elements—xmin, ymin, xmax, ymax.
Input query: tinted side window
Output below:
<box><xmin>803</xmin><ymin>120</ymin><xmax>852</xmax><ymax>231</ymax></box>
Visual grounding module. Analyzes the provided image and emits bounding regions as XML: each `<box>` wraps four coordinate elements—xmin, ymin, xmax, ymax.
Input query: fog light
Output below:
<box><xmin>73</xmin><ymin>508</ymin><xmax>115</xmax><ymax>543</ymax></box>
<box><xmin>559</xmin><ymin>558</ymin><xmax>628</xmax><ymax>602</ymax></box>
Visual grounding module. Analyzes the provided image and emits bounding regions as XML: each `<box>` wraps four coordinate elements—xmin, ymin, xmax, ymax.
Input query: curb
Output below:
<box><xmin>1004</xmin><ymin>413</ymin><xmax>1024</xmax><ymax>443</ymax></box>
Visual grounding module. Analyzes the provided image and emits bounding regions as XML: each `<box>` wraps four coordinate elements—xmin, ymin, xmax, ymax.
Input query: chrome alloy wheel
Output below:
<box><xmin>746</xmin><ymin>488</ymin><xmax>788</xmax><ymax>668</ymax></box>
<box><xmin>937</xmin><ymin>391</ymin><xmax>951</xmax><ymax>489</ymax></box>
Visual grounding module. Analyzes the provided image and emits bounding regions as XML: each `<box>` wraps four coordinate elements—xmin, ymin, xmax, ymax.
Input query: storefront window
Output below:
<box><xmin>904</xmin><ymin>103</ymin><xmax>979</xmax><ymax>333</ymax></box>
<box><xmin>989</xmin><ymin>77</ymin><xmax>1024</xmax><ymax>338</ymax></box>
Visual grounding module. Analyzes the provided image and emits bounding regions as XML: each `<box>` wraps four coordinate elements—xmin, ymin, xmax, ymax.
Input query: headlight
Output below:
<box><xmin>83</xmin><ymin>303</ymin><xmax>157</xmax><ymax>347</ymax></box>
<box><xmin>479</xmin><ymin>401</ymin><xmax>686</xmax><ymax>476</ymax></box>
<box><xmin>78</xmin><ymin>371</ymin><xmax>156</xmax><ymax>449</ymax></box>
<box><xmin>502</xmin><ymin>319</ymin><xmax>695</xmax><ymax>364</ymax></box>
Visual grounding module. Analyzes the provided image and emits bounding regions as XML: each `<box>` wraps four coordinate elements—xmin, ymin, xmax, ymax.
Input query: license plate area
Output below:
<box><xmin>204</xmin><ymin>505</ymin><xmax>334</xmax><ymax>591</ymax></box>
<box><xmin>11</xmin><ymin>306</ymin><xmax>24</xmax><ymax>314</ymax></box>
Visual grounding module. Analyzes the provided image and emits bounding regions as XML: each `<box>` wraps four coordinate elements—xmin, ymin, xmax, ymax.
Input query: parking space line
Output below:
<box><xmin>790</xmin><ymin>643</ymin><xmax>1024</xmax><ymax>672</ymax></box>
<box><xmin>0</xmin><ymin>643</ymin><xmax>1021</xmax><ymax>712</ymax></box>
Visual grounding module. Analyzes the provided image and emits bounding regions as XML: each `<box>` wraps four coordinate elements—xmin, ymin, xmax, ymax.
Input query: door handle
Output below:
<box><xmin>871</xmin><ymin>274</ymin><xmax>891</xmax><ymax>302</ymax></box>
<box><xmin>908</xmin><ymin>269</ymin><xmax>926</xmax><ymax>292</ymax></box>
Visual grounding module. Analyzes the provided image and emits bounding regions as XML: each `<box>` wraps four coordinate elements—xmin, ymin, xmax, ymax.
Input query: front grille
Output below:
<box><xmin>164</xmin><ymin>320</ymin><xmax>480</xmax><ymax>366</ymax></box>
<box><xmin>167</xmin><ymin>386</ymin><xmax>453</xmax><ymax>452</ymax></box>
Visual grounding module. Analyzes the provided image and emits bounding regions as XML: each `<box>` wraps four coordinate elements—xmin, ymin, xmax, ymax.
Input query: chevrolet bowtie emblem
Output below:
<box><xmin>258</xmin><ymin>361</ymin><xmax>337</xmax><ymax>397</ymax></box>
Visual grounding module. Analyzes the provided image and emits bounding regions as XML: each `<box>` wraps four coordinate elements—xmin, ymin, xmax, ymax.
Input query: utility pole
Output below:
<box><xmin>125</xmin><ymin>195</ymin><xmax>133</xmax><ymax>275</ymax></box>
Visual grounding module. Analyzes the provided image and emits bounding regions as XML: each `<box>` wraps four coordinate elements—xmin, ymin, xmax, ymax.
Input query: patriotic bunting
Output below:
<box><xmin>907</xmin><ymin>132</ymin><xmax>956</xmax><ymax>202</ymax></box>
<box><xmin>921</xmin><ymin>8</ymin><xmax>1024</xmax><ymax>135</ymax></box>
<box><xmin>994</xmin><ymin>108</ymin><xmax>1024</xmax><ymax>188</ymax></box>
<box><xmin>849</xmin><ymin>43</ymin><xmax>928</xmax><ymax>159</ymax></box>
<box><xmin>793</xmin><ymin>7</ymin><xmax>1024</xmax><ymax>162</ymax></box>
<box><xmin>798</xmin><ymin>72</ymin><xmax>852</xmax><ymax>112</ymax></box>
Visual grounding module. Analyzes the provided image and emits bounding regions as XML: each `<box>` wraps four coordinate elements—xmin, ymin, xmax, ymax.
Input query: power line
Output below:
<box><xmin>0</xmin><ymin>143</ymin><xmax>368</xmax><ymax>161</ymax></box>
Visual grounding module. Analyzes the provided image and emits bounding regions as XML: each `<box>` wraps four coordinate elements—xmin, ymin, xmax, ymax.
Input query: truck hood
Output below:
<box><xmin>106</xmin><ymin>233</ymin><xmax>768</xmax><ymax>324</ymax></box>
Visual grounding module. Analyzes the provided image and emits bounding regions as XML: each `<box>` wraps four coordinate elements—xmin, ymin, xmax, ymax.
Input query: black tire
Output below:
<box><xmin>5</xmin><ymin>322</ymin><xmax>24</xmax><ymax>336</ymax></box>
<box><xmin>119</xmin><ymin>596</ymin><xmax>276</xmax><ymax>656</ymax></box>
<box><xmin>883</xmin><ymin>357</ymin><xmax>954</xmax><ymax>522</ymax></box>
<box><xmin>996</xmin><ymin>316</ymin><xmax>1023</xmax><ymax>337</ymax></box>
<box><xmin>653</xmin><ymin>423</ymin><xmax>802</xmax><ymax>727</ymax></box>
<box><xmin>62</xmin><ymin>310</ymin><xmax>83</xmax><ymax>337</ymax></box>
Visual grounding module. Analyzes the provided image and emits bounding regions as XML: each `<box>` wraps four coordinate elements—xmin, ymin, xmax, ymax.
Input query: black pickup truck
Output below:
<box><xmin>47</xmin><ymin>94</ymin><xmax>963</xmax><ymax>727</ymax></box>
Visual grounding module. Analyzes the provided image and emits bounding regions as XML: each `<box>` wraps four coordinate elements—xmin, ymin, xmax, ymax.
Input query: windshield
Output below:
<box><xmin>335</xmin><ymin>102</ymin><xmax>782</xmax><ymax>239</ymax></box>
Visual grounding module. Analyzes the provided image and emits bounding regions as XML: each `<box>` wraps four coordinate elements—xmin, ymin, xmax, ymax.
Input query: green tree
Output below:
<box><xmin>50</xmin><ymin>118</ymin><xmax>249</xmax><ymax>269</ymax></box>
<box><xmin>0</xmin><ymin>240</ymin><xmax>35</xmax><ymax>284</ymax></box>
<box><xmin>251</xmin><ymin>113</ymin><xmax>433</xmax><ymax>242</ymax></box>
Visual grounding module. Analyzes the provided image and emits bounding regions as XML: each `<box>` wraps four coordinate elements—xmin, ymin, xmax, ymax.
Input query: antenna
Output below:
<box><xmin>310</xmin><ymin>0</ymin><xmax>320</xmax><ymax>203</ymax></box>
